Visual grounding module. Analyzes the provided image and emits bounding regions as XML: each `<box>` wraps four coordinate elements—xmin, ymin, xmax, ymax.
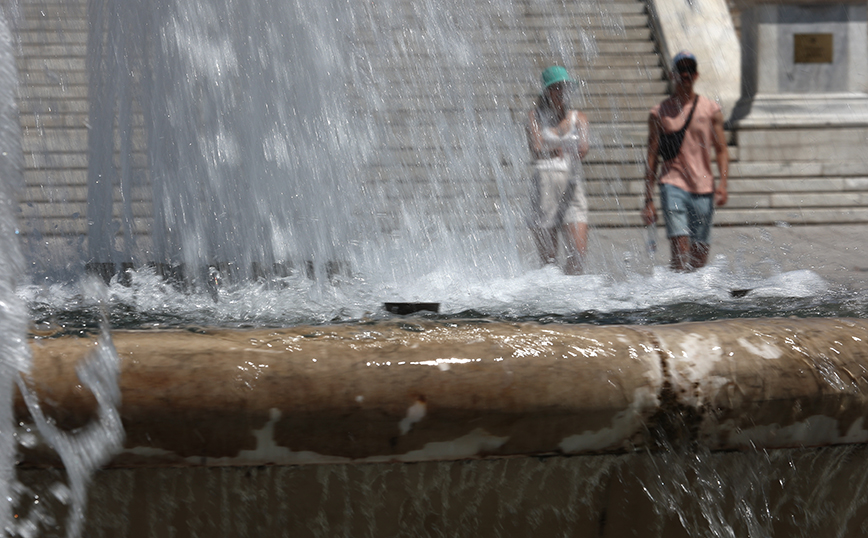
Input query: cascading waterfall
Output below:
<box><xmin>80</xmin><ymin>0</ymin><xmax>632</xmax><ymax>284</ymax></box>
<box><xmin>86</xmin><ymin>0</ymin><xmax>372</xmax><ymax>281</ymax></box>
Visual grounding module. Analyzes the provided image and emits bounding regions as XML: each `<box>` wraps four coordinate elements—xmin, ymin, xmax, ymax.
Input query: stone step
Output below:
<box><xmin>367</xmin><ymin>145</ymin><xmax>649</xmax><ymax>164</ymax></box>
<box><xmin>368</xmin><ymin>81</ymin><xmax>669</xmax><ymax>103</ymax></box>
<box><xmin>23</xmin><ymin>168</ymin><xmax>88</xmax><ymax>187</ymax></box>
<box><xmin>353</xmin><ymin>27</ymin><xmax>654</xmax><ymax>44</ymax></box>
<box><xmin>20</xmin><ymin>201</ymin><xmax>153</xmax><ymax>219</ymax></box>
<box><xmin>16</xmin><ymin>13</ymin><xmax>86</xmax><ymax>28</ymax></box>
<box><xmin>364</xmin><ymin>153</ymin><xmax>867</xmax><ymax>196</ymax></box>
<box><xmin>715</xmin><ymin>208</ymin><xmax>868</xmax><ymax>225</ymax></box>
<box><xmin>23</xmin><ymin>217</ymin><xmax>152</xmax><ymax>237</ymax></box>
<box><xmin>584</xmin><ymin>175</ymin><xmax>868</xmax><ymax>196</ymax></box>
<box><xmin>22</xmin><ymin>185</ymin><xmax>152</xmax><ymax>203</ymax></box>
<box><xmin>14</xmin><ymin>19</ymin><xmax>87</xmax><ymax>33</ymax></box>
<box><xmin>18</xmin><ymin>70</ymin><xmax>87</xmax><ymax>85</ymax></box>
<box><xmin>436</xmin><ymin>13</ymin><xmax>652</xmax><ymax>30</ymax></box>
<box><xmin>357</xmin><ymin>39</ymin><xmax>658</xmax><ymax>58</ymax></box>
<box><xmin>729</xmin><ymin>161</ymin><xmax>868</xmax><ymax>177</ymax></box>
<box><xmin>368</xmin><ymin>0</ymin><xmax>648</xmax><ymax>17</ymax></box>
<box><xmin>20</xmin><ymin>113</ymin><xmax>89</xmax><ymax>129</ymax></box>
<box><xmin>371</xmin><ymin>106</ymin><xmax>654</xmax><ymax>123</ymax></box>
<box><xmin>16</xmin><ymin>57</ymin><xmax>85</xmax><ymax>71</ymax></box>
<box><xmin>16</xmin><ymin>44</ymin><xmax>86</xmax><ymax>57</ymax></box>
<box><xmin>587</xmin><ymin>190</ymin><xmax>868</xmax><ymax>213</ymax></box>
<box><xmin>35</xmin><ymin>203</ymin><xmax>864</xmax><ymax>235</ymax></box>
<box><xmin>352</xmin><ymin>79</ymin><xmax>667</xmax><ymax>101</ymax></box>
<box><xmin>357</xmin><ymin>8</ymin><xmax>652</xmax><ymax>23</ymax></box>
<box><xmin>356</xmin><ymin>72</ymin><xmax>664</xmax><ymax>93</ymax></box>
<box><xmin>18</xmin><ymin>84</ymin><xmax>88</xmax><ymax>99</ymax></box>
<box><xmin>23</xmin><ymin>167</ymin><xmax>150</xmax><ymax>187</ymax></box>
<box><xmin>21</xmin><ymin>127</ymin><xmax>148</xmax><ymax>154</ymax></box>
<box><xmin>590</xmin><ymin>207</ymin><xmax>868</xmax><ymax>227</ymax></box>
<box><xmin>14</xmin><ymin>30</ymin><xmax>87</xmax><ymax>44</ymax></box>
<box><xmin>24</xmin><ymin>152</ymin><xmax>89</xmax><ymax>169</ymax></box>
<box><xmin>18</xmin><ymin>98</ymin><xmax>88</xmax><ymax>115</ymax></box>
<box><xmin>361</xmin><ymin>145</ymin><xmax>732</xmax><ymax>177</ymax></box>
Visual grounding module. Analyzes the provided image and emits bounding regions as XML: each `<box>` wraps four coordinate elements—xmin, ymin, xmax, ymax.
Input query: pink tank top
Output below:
<box><xmin>651</xmin><ymin>95</ymin><xmax>721</xmax><ymax>195</ymax></box>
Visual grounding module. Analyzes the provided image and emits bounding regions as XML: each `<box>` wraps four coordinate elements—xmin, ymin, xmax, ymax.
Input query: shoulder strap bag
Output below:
<box><xmin>658</xmin><ymin>95</ymin><xmax>699</xmax><ymax>161</ymax></box>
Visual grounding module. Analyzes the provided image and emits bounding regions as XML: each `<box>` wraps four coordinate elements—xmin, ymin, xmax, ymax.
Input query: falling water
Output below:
<box><xmin>74</xmin><ymin>0</ymin><xmax>638</xmax><ymax>283</ymax></box>
<box><xmin>8</xmin><ymin>446</ymin><xmax>868</xmax><ymax>537</ymax></box>
<box><xmin>0</xmin><ymin>5</ymin><xmax>123</xmax><ymax>535</ymax></box>
<box><xmin>0</xmin><ymin>1</ymin><xmax>30</xmax><ymax>531</ymax></box>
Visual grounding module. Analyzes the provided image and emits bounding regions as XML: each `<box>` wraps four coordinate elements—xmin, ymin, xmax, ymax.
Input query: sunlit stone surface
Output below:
<box><xmin>16</xmin><ymin>318</ymin><xmax>868</xmax><ymax>467</ymax></box>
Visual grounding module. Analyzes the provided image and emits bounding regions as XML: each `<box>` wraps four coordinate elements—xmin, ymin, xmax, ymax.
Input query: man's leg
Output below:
<box><xmin>690</xmin><ymin>242</ymin><xmax>710</xmax><ymax>269</ymax></box>
<box><xmin>687</xmin><ymin>192</ymin><xmax>714</xmax><ymax>270</ymax></box>
<box><xmin>659</xmin><ymin>184</ymin><xmax>695</xmax><ymax>272</ymax></box>
<box><xmin>533</xmin><ymin>227</ymin><xmax>559</xmax><ymax>266</ymax></box>
<box><xmin>669</xmin><ymin>235</ymin><xmax>692</xmax><ymax>272</ymax></box>
<box><xmin>563</xmin><ymin>222</ymin><xmax>588</xmax><ymax>275</ymax></box>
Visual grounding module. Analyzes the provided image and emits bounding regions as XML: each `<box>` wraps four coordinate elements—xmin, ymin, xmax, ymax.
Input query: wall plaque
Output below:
<box><xmin>794</xmin><ymin>33</ymin><xmax>833</xmax><ymax>63</ymax></box>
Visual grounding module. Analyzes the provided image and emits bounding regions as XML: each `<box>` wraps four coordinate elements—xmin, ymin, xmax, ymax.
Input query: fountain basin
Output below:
<box><xmin>17</xmin><ymin>318</ymin><xmax>868</xmax><ymax>467</ymax></box>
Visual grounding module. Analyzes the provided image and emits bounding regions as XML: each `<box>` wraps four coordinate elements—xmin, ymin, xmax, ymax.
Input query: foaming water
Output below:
<box><xmin>21</xmin><ymin>252</ymin><xmax>863</xmax><ymax>332</ymax></box>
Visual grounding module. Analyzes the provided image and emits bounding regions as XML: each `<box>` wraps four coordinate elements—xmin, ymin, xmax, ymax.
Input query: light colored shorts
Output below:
<box><xmin>660</xmin><ymin>183</ymin><xmax>714</xmax><ymax>245</ymax></box>
<box><xmin>530</xmin><ymin>159</ymin><xmax>588</xmax><ymax>228</ymax></box>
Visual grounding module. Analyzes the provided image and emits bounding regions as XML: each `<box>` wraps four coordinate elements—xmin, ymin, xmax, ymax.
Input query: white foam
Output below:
<box><xmin>19</xmin><ymin>255</ymin><xmax>844</xmax><ymax>330</ymax></box>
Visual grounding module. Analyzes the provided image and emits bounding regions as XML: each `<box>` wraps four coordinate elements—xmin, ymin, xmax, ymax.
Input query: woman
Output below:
<box><xmin>526</xmin><ymin>66</ymin><xmax>590</xmax><ymax>274</ymax></box>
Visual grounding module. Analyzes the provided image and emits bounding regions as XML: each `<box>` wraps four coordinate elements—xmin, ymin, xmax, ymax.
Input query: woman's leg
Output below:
<box><xmin>533</xmin><ymin>227</ymin><xmax>559</xmax><ymax>266</ymax></box>
<box><xmin>563</xmin><ymin>222</ymin><xmax>588</xmax><ymax>274</ymax></box>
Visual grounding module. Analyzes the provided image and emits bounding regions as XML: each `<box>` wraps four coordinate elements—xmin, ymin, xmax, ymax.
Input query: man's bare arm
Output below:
<box><xmin>711</xmin><ymin>109</ymin><xmax>729</xmax><ymax>207</ymax></box>
<box><xmin>642</xmin><ymin>113</ymin><xmax>661</xmax><ymax>224</ymax></box>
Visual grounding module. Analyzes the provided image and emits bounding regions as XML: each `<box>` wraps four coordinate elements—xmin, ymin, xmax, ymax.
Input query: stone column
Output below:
<box><xmin>732</xmin><ymin>0</ymin><xmax>868</xmax><ymax>162</ymax></box>
<box><xmin>648</xmin><ymin>0</ymin><xmax>741</xmax><ymax>119</ymax></box>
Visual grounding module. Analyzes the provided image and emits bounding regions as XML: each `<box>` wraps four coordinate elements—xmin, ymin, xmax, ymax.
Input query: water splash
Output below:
<box><xmin>0</xmin><ymin>1</ymin><xmax>34</xmax><ymax>533</ymax></box>
<box><xmin>16</xmin><ymin>320</ymin><xmax>124</xmax><ymax>538</ymax></box>
<box><xmin>635</xmin><ymin>445</ymin><xmax>868</xmax><ymax>538</ymax></box>
<box><xmin>20</xmin><ymin>254</ymin><xmax>854</xmax><ymax>331</ymax></box>
<box><xmin>0</xmin><ymin>4</ymin><xmax>124</xmax><ymax>535</ymax></box>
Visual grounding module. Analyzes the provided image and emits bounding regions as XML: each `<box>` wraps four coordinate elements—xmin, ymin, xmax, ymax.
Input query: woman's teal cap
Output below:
<box><xmin>541</xmin><ymin>66</ymin><xmax>574</xmax><ymax>89</ymax></box>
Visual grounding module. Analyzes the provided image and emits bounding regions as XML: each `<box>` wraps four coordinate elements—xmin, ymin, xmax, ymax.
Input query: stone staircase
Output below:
<box><xmin>11</xmin><ymin>0</ymin><xmax>868</xmax><ymax>263</ymax></box>
<box><xmin>348</xmin><ymin>0</ymin><xmax>668</xmax><ymax>232</ymax></box>
<box><xmin>16</xmin><ymin>0</ymin><xmax>89</xmax><ymax>240</ymax></box>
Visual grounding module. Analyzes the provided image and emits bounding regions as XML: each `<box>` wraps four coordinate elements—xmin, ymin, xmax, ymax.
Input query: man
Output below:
<box><xmin>526</xmin><ymin>66</ymin><xmax>590</xmax><ymax>274</ymax></box>
<box><xmin>642</xmin><ymin>51</ymin><xmax>729</xmax><ymax>272</ymax></box>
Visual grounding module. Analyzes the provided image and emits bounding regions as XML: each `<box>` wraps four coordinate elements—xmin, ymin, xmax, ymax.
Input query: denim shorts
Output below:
<box><xmin>659</xmin><ymin>183</ymin><xmax>714</xmax><ymax>245</ymax></box>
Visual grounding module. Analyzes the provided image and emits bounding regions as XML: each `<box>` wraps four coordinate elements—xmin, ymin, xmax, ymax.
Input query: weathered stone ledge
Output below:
<box><xmin>17</xmin><ymin>318</ymin><xmax>868</xmax><ymax>467</ymax></box>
